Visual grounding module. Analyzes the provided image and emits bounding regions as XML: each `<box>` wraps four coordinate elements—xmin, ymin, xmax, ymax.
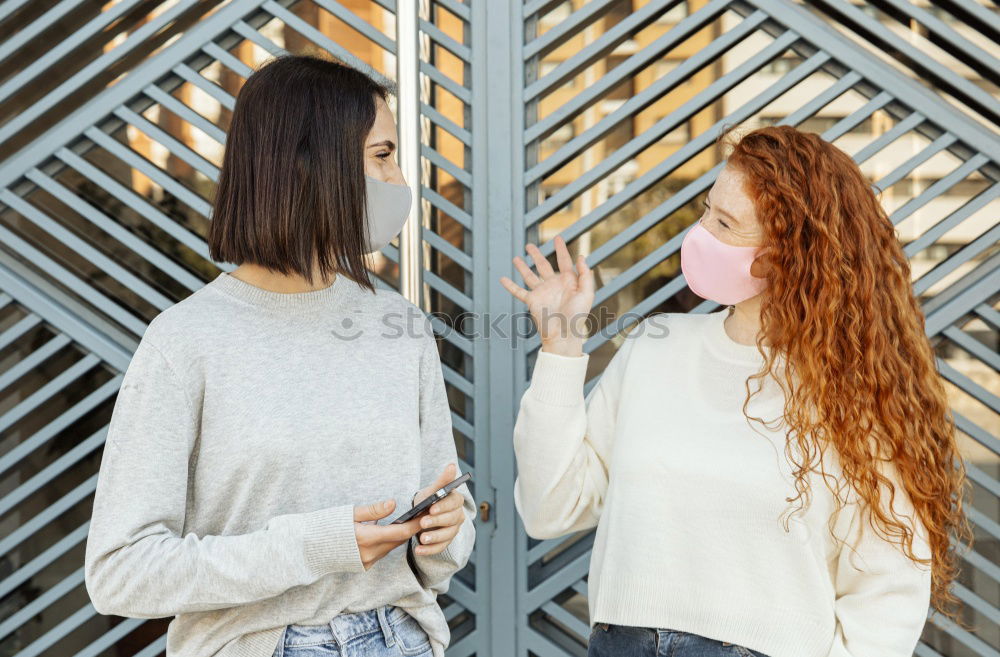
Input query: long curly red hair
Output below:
<box><xmin>720</xmin><ymin>124</ymin><xmax>973</xmax><ymax>623</ymax></box>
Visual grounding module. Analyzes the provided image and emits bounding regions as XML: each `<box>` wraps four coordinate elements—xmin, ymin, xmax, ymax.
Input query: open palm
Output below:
<box><xmin>500</xmin><ymin>235</ymin><xmax>595</xmax><ymax>356</ymax></box>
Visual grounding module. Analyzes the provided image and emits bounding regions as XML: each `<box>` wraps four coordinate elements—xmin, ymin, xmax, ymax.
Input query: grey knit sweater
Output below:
<box><xmin>84</xmin><ymin>271</ymin><xmax>476</xmax><ymax>657</ymax></box>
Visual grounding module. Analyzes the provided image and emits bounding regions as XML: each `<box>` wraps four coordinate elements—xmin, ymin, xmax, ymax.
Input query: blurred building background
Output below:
<box><xmin>0</xmin><ymin>1</ymin><xmax>997</xmax><ymax>656</ymax></box>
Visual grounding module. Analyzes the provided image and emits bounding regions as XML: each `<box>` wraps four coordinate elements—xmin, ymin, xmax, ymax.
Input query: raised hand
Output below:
<box><xmin>411</xmin><ymin>463</ymin><xmax>466</xmax><ymax>556</ymax></box>
<box><xmin>352</xmin><ymin>500</ymin><xmax>423</xmax><ymax>570</ymax></box>
<box><xmin>500</xmin><ymin>234</ymin><xmax>595</xmax><ymax>357</ymax></box>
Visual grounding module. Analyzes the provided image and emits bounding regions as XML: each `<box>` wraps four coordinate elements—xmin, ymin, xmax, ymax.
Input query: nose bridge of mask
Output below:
<box><xmin>364</xmin><ymin>175</ymin><xmax>413</xmax><ymax>253</ymax></box>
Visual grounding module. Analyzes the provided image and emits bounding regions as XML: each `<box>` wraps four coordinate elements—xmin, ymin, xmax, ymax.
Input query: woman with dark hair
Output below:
<box><xmin>84</xmin><ymin>54</ymin><xmax>476</xmax><ymax>657</ymax></box>
<box><xmin>502</xmin><ymin>125</ymin><xmax>971</xmax><ymax>657</ymax></box>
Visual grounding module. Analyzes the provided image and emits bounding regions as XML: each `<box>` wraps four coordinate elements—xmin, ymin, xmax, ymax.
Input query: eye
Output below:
<box><xmin>719</xmin><ymin>219</ymin><xmax>730</xmax><ymax>230</ymax></box>
<box><xmin>377</xmin><ymin>151</ymin><xmax>391</xmax><ymax>160</ymax></box>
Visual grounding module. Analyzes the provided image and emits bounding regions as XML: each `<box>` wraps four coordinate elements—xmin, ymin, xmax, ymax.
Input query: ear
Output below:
<box><xmin>750</xmin><ymin>246</ymin><xmax>770</xmax><ymax>278</ymax></box>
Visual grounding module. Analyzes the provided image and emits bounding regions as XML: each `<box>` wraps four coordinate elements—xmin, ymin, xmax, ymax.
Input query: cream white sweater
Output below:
<box><xmin>512</xmin><ymin>308</ymin><xmax>932</xmax><ymax>657</ymax></box>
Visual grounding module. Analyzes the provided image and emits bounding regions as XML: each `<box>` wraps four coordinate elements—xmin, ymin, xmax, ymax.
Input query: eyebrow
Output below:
<box><xmin>368</xmin><ymin>139</ymin><xmax>396</xmax><ymax>151</ymax></box>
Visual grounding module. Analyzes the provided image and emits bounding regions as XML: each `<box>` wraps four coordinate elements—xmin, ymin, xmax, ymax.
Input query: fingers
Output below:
<box><xmin>420</xmin><ymin>506</ymin><xmax>464</xmax><ymax>531</ymax></box>
<box><xmin>526</xmin><ymin>243</ymin><xmax>555</xmax><ymax>278</ymax></box>
<box><xmin>577</xmin><ymin>254</ymin><xmax>595</xmax><ymax>298</ymax></box>
<box><xmin>416</xmin><ymin>463</ymin><xmax>457</xmax><ymax>503</ymax></box>
<box><xmin>512</xmin><ymin>256</ymin><xmax>542</xmax><ymax>288</ymax></box>
<box><xmin>354</xmin><ymin>499</ymin><xmax>395</xmax><ymax>523</ymax></box>
<box><xmin>414</xmin><ymin>522</ymin><xmax>461</xmax><ymax>555</ymax></box>
<box><xmin>357</xmin><ymin>517</ymin><xmax>423</xmax><ymax>546</ymax></box>
<box><xmin>553</xmin><ymin>235</ymin><xmax>575</xmax><ymax>274</ymax></box>
<box><xmin>430</xmin><ymin>463</ymin><xmax>457</xmax><ymax>491</ymax></box>
<box><xmin>428</xmin><ymin>489</ymin><xmax>464</xmax><ymax>516</ymax></box>
<box><xmin>500</xmin><ymin>276</ymin><xmax>529</xmax><ymax>303</ymax></box>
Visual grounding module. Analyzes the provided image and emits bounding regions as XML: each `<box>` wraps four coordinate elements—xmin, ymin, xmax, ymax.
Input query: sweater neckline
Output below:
<box><xmin>704</xmin><ymin>307</ymin><xmax>768</xmax><ymax>364</ymax></box>
<box><xmin>208</xmin><ymin>270</ymin><xmax>354</xmax><ymax>314</ymax></box>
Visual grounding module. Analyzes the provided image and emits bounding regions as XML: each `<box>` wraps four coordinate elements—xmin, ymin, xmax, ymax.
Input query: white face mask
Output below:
<box><xmin>363</xmin><ymin>175</ymin><xmax>412</xmax><ymax>253</ymax></box>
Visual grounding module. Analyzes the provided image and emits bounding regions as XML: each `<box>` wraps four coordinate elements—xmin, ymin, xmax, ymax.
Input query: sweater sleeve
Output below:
<box><xmin>512</xmin><ymin>320</ymin><xmax>644</xmax><ymax>540</ymax></box>
<box><xmin>408</xmin><ymin>328</ymin><xmax>476</xmax><ymax>594</ymax></box>
<box><xmin>827</xmin><ymin>461</ymin><xmax>933</xmax><ymax>657</ymax></box>
<box><xmin>84</xmin><ymin>337</ymin><xmax>366</xmax><ymax>619</ymax></box>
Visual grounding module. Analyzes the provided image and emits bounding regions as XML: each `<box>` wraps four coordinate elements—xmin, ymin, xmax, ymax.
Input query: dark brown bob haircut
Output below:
<box><xmin>209</xmin><ymin>54</ymin><xmax>391</xmax><ymax>292</ymax></box>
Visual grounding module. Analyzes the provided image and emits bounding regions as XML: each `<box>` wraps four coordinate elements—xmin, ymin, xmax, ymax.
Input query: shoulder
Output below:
<box><xmin>140</xmin><ymin>285</ymin><xmax>219</xmax><ymax>351</ymax></box>
<box><xmin>349</xmin><ymin>282</ymin><xmax>436</xmax><ymax>352</ymax></box>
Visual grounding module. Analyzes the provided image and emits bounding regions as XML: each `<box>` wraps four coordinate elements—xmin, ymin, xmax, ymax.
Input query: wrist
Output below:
<box><xmin>540</xmin><ymin>339</ymin><xmax>585</xmax><ymax>358</ymax></box>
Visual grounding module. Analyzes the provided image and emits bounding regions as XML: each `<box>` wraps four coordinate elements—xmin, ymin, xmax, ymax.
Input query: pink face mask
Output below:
<box><xmin>680</xmin><ymin>221</ymin><xmax>767</xmax><ymax>305</ymax></box>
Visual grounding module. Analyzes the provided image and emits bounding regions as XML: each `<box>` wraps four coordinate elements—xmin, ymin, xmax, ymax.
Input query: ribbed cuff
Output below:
<box><xmin>528</xmin><ymin>350</ymin><xmax>590</xmax><ymax>406</ymax></box>
<box><xmin>301</xmin><ymin>505</ymin><xmax>365</xmax><ymax>577</ymax></box>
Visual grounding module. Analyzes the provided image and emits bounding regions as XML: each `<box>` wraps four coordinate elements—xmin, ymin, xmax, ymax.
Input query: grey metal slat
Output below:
<box><xmin>0</xmin><ymin>0</ymin><xmax>147</xmax><ymax>103</ymax></box>
<box><xmin>0</xmin><ymin>333</ymin><xmax>70</xmax><ymax>392</ymax></box>
<box><xmin>527</xmin><ymin>0</ymin><xmax>755</xmax><ymax>142</ymax></box>
<box><xmin>0</xmin><ymin>225</ymin><xmax>149</xmax><ymax>337</ymax></box>
<box><xmin>0</xmin><ymin>313</ymin><xmax>42</xmax><ymax>351</ymax></box>
<box><xmin>55</xmin><ymin>147</ymin><xmax>211</xmax><ymax>261</ymax></box>
<box><xmin>420</xmin><ymin>60</ymin><xmax>473</xmax><ymax>105</ymax></box>
<box><xmin>81</xmin><ymin>123</ymin><xmax>215</xmax><ymax>214</ymax></box>
<box><xmin>0</xmin><ymin>473</ymin><xmax>97</xmax><ymax>556</ymax></box>
<box><xmin>523</xmin><ymin>0</ymin><xmax>619</xmax><ymax>60</ymax></box>
<box><xmin>871</xmin><ymin>133</ymin><xmax>959</xmax><ymax>192</ymax></box>
<box><xmin>936</xmin><ymin>358</ymin><xmax>999</xmax><ymax>415</ymax></box>
<box><xmin>263</xmin><ymin>0</ymin><xmax>395</xmax><ymax>88</ymax></box>
<box><xmin>422</xmin><ymin>144</ymin><xmax>473</xmax><ymax>187</ymax></box>
<box><xmin>231</xmin><ymin>19</ymin><xmax>288</xmax><ymax>58</ymax></box>
<box><xmin>0</xmin><ymin>0</ymin><xmax>199</xmax><ymax>145</ymax></box>
<box><xmin>420</xmin><ymin>18</ymin><xmax>471</xmax><ymax>62</ymax></box>
<box><xmin>0</xmin><ymin>376</ymin><xmax>121</xmax><ymax>478</ymax></box>
<box><xmin>0</xmin><ymin>523</ymin><xmax>87</xmax><ymax>599</ymax></box>
<box><xmin>0</xmin><ymin>427</ymin><xmax>106</xmax><ymax>516</ymax></box>
<box><xmin>424</xmin><ymin>186</ymin><xmax>473</xmax><ymax>229</ymax></box>
<box><xmin>201</xmin><ymin>41</ymin><xmax>255</xmax><ymax>79</ymax></box>
<box><xmin>0</xmin><ymin>263</ymin><xmax>135</xmax><ymax>369</ymax></box>
<box><xmin>526</xmin><ymin>14</ymin><xmax>779</xmax><ymax>186</ymax></box>
<box><xmin>313</xmin><ymin>0</ymin><xmax>397</xmax><ymax>53</ymax></box>
<box><xmin>0</xmin><ymin>190</ymin><xmax>176</xmax><ymax>312</ymax></box>
<box><xmin>140</xmin><ymin>84</ymin><xmax>228</xmax><ymax>146</ymax></box>
<box><xmin>811</xmin><ymin>0</ymin><xmax>1000</xmax><ymax>125</ymax></box>
<box><xmin>752</xmin><ymin>0</ymin><xmax>1000</xmax><ymax>167</ymax></box>
<box><xmin>0</xmin><ymin>0</ymin><xmax>88</xmax><ymax>61</ymax></box>
<box><xmin>172</xmin><ymin>61</ymin><xmax>237</xmax><ymax>111</ymax></box>
<box><xmin>422</xmin><ymin>225</ymin><xmax>473</xmax><ymax>273</ymax></box>
<box><xmin>24</xmin><ymin>164</ymin><xmax>207</xmax><ymax>294</ymax></box>
<box><xmin>421</xmin><ymin>102</ymin><xmax>473</xmax><ymax>146</ymax></box>
<box><xmin>524</xmin><ymin>0</ymin><xmax>688</xmax><ymax>104</ymax></box>
<box><xmin>433</xmin><ymin>0</ymin><xmax>470</xmax><ymax>22</ymax></box>
<box><xmin>887</xmin><ymin>154</ymin><xmax>991</xmax><ymax>226</ymax></box>
<box><xmin>0</xmin><ymin>354</ymin><xmax>101</xmax><ymax>435</ymax></box>
<box><xmin>875</xmin><ymin>0</ymin><xmax>1000</xmax><ymax>79</ymax></box>
<box><xmin>113</xmin><ymin>105</ymin><xmax>221</xmax><ymax>181</ymax></box>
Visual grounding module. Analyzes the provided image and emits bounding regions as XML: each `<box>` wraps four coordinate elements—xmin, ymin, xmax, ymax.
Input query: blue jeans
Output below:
<box><xmin>588</xmin><ymin>623</ymin><xmax>770</xmax><ymax>657</ymax></box>
<box><xmin>271</xmin><ymin>605</ymin><xmax>432</xmax><ymax>657</ymax></box>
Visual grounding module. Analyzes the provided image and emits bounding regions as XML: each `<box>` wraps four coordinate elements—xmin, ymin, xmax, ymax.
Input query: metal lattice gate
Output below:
<box><xmin>0</xmin><ymin>1</ymin><xmax>997</xmax><ymax>657</ymax></box>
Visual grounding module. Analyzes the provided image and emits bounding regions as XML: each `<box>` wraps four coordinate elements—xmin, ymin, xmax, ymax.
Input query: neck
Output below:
<box><xmin>230</xmin><ymin>262</ymin><xmax>337</xmax><ymax>293</ymax></box>
<box><xmin>725</xmin><ymin>296</ymin><xmax>765</xmax><ymax>346</ymax></box>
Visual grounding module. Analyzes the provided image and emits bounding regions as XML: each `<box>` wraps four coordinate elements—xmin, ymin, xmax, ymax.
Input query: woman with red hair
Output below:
<box><xmin>501</xmin><ymin>124</ymin><xmax>971</xmax><ymax>657</ymax></box>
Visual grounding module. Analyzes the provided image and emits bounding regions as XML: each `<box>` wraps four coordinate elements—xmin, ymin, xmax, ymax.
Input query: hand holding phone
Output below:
<box><xmin>397</xmin><ymin>464</ymin><xmax>472</xmax><ymax>558</ymax></box>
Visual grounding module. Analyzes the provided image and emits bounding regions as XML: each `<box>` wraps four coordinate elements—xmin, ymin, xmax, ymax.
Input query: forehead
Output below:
<box><xmin>368</xmin><ymin>95</ymin><xmax>397</xmax><ymax>141</ymax></box>
<box><xmin>711</xmin><ymin>164</ymin><xmax>758</xmax><ymax>225</ymax></box>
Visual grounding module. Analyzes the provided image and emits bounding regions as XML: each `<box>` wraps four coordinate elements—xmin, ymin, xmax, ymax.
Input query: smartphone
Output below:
<box><xmin>391</xmin><ymin>472</ymin><xmax>472</xmax><ymax>524</ymax></box>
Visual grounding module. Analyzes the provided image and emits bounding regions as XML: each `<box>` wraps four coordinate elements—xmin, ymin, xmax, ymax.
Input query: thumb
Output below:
<box><xmin>354</xmin><ymin>499</ymin><xmax>395</xmax><ymax>523</ymax></box>
<box><xmin>419</xmin><ymin>463</ymin><xmax>457</xmax><ymax>499</ymax></box>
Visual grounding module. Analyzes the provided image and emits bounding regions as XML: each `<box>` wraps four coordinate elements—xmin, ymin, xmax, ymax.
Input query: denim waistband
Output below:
<box><xmin>280</xmin><ymin>605</ymin><xmax>408</xmax><ymax>649</ymax></box>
